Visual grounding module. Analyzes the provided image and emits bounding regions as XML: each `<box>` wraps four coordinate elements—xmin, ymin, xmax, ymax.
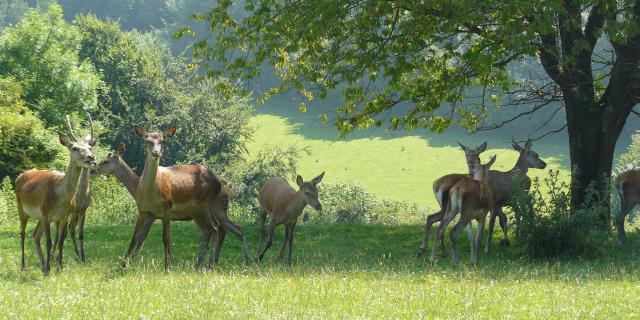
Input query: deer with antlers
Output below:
<box><xmin>417</xmin><ymin>142</ymin><xmax>490</xmax><ymax>258</ymax></box>
<box><xmin>256</xmin><ymin>173</ymin><xmax>324</xmax><ymax>264</ymax></box>
<box><xmin>120</xmin><ymin>125</ymin><xmax>251</xmax><ymax>270</ymax></box>
<box><xmin>15</xmin><ymin>115</ymin><xmax>96</xmax><ymax>274</ymax></box>
<box><xmin>94</xmin><ymin>143</ymin><xmax>240</xmax><ymax>267</ymax></box>
<box><xmin>484</xmin><ymin>139</ymin><xmax>546</xmax><ymax>253</ymax></box>
<box><xmin>429</xmin><ymin>155</ymin><xmax>497</xmax><ymax>265</ymax></box>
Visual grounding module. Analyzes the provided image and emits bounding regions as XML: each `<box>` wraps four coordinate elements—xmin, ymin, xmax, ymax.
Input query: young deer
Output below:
<box><xmin>484</xmin><ymin>139</ymin><xmax>546</xmax><ymax>253</ymax></box>
<box><xmin>417</xmin><ymin>142</ymin><xmax>489</xmax><ymax>258</ymax></box>
<box><xmin>256</xmin><ymin>173</ymin><xmax>324</xmax><ymax>264</ymax></box>
<box><xmin>124</xmin><ymin>125</ymin><xmax>250</xmax><ymax>270</ymax></box>
<box><xmin>94</xmin><ymin>143</ymin><xmax>239</xmax><ymax>267</ymax></box>
<box><xmin>15</xmin><ymin>115</ymin><xmax>96</xmax><ymax>274</ymax></box>
<box><xmin>429</xmin><ymin>155</ymin><xmax>497</xmax><ymax>265</ymax></box>
<box><xmin>614</xmin><ymin>169</ymin><xmax>640</xmax><ymax>243</ymax></box>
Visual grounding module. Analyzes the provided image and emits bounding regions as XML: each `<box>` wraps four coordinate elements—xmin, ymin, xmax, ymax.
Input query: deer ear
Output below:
<box><xmin>487</xmin><ymin>155</ymin><xmax>497</xmax><ymax>167</ymax></box>
<box><xmin>458</xmin><ymin>142</ymin><xmax>468</xmax><ymax>152</ymax></box>
<box><xmin>134</xmin><ymin>124</ymin><xmax>146</xmax><ymax>137</ymax></box>
<box><xmin>512</xmin><ymin>139</ymin><xmax>524</xmax><ymax>152</ymax></box>
<box><xmin>476</xmin><ymin>142</ymin><xmax>487</xmax><ymax>153</ymax></box>
<box><xmin>525</xmin><ymin>139</ymin><xmax>532</xmax><ymax>151</ymax></box>
<box><xmin>296</xmin><ymin>175</ymin><xmax>304</xmax><ymax>187</ymax></box>
<box><xmin>59</xmin><ymin>133</ymin><xmax>72</xmax><ymax>147</ymax></box>
<box><xmin>164</xmin><ymin>126</ymin><xmax>177</xmax><ymax>138</ymax></box>
<box><xmin>117</xmin><ymin>143</ymin><xmax>125</xmax><ymax>156</ymax></box>
<box><xmin>312</xmin><ymin>171</ymin><xmax>325</xmax><ymax>185</ymax></box>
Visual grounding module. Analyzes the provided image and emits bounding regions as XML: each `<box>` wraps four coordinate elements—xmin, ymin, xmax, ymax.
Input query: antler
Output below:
<box><xmin>65</xmin><ymin>115</ymin><xmax>79</xmax><ymax>142</ymax></box>
<box><xmin>87</xmin><ymin>113</ymin><xmax>96</xmax><ymax>146</ymax></box>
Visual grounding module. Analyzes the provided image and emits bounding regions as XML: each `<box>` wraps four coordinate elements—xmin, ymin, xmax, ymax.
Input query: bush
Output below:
<box><xmin>87</xmin><ymin>176</ymin><xmax>138</xmax><ymax>225</ymax></box>
<box><xmin>0</xmin><ymin>177</ymin><xmax>16</xmax><ymax>225</ymax></box>
<box><xmin>510</xmin><ymin>170</ymin><xmax>609</xmax><ymax>259</ymax></box>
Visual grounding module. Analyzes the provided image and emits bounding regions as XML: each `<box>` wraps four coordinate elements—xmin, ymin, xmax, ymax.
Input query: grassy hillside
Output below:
<box><xmin>0</xmin><ymin>223</ymin><xmax>637</xmax><ymax>318</ymax></box>
<box><xmin>246</xmin><ymin>105</ymin><xmax>569</xmax><ymax>208</ymax></box>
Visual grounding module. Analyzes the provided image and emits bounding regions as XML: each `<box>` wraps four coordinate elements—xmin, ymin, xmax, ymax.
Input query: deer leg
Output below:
<box><xmin>496</xmin><ymin>207</ymin><xmax>509</xmax><ymax>247</ymax></box>
<box><xmin>429</xmin><ymin>209</ymin><xmax>457</xmax><ymax>263</ymax></box>
<box><xmin>43</xmin><ymin>220</ymin><xmax>52</xmax><ymax>275</ymax></box>
<box><xmin>617</xmin><ymin>202</ymin><xmax>634</xmax><ymax>244</ymax></box>
<box><xmin>278</xmin><ymin>225</ymin><xmax>290</xmax><ymax>261</ymax></box>
<box><xmin>209</xmin><ymin>226</ymin><xmax>226</xmax><ymax>268</ymax></box>
<box><xmin>33</xmin><ymin>222</ymin><xmax>45</xmax><ymax>273</ymax></box>
<box><xmin>258</xmin><ymin>206</ymin><xmax>267</xmax><ymax>249</ymax></box>
<box><xmin>287</xmin><ymin>223</ymin><xmax>296</xmax><ymax>265</ymax></box>
<box><xmin>257</xmin><ymin>220</ymin><xmax>277</xmax><ymax>262</ymax></box>
<box><xmin>161</xmin><ymin>213</ymin><xmax>172</xmax><ymax>271</ymax></box>
<box><xmin>121</xmin><ymin>213</ymin><xmax>145</xmax><ymax>267</ymax></box>
<box><xmin>417</xmin><ymin>211</ymin><xmax>443</xmax><ymax>258</ymax></box>
<box><xmin>485</xmin><ymin>208</ymin><xmax>497</xmax><ymax>254</ymax></box>
<box><xmin>193</xmin><ymin>216</ymin><xmax>213</xmax><ymax>269</ymax></box>
<box><xmin>56</xmin><ymin>220</ymin><xmax>68</xmax><ymax>269</ymax></box>
<box><xmin>450</xmin><ymin>217</ymin><xmax>470</xmax><ymax>265</ymax></box>
<box><xmin>19</xmin><ymin>211</ymin><xmax>27</xmax><ymax>271</ymax></box>
<box><xmin>215</xmin><ymin>214</ymin><xmax>252</xmax><ymax>264</ymax></box>
<box><xmin>69</xmin><ymin>214</ymin><xmax>80</xmax><ymax>261</ymax></box>
<box><xmin>78</xmin><ymin>212</ymin><xmax>86</xmax><ymax>263</ymax></box>
<box><xmin>474</xmin><ymin>217</ymin><xmax>486</xmax><ymax>266</ymax></box>
<box><xmin>131</xmin><ymin>215</ymin><xmax>155</xmax><ymax>259</ymax></box>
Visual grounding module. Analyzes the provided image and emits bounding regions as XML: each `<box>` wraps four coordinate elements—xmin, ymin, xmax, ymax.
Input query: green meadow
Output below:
<box><xmin>1</xmin><ymin>109</ymin><xmax>637</xmax><ymax>319</ymax></box>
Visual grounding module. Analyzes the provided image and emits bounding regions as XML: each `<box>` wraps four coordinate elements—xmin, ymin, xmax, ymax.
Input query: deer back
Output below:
<box><xmin>15</xmin><ymin>169</ymin><xmax>67</xmax><ymax>219</ymax></box>
<box><xmin>616</xmin><ymin>169</ymin><xmax>640</xmax><ymax>204</ymax></box>
<box><xmin>451</xmin><ymin>178</ymin><xmax>494</xmax><ymax>214</ymax></box>
<box><xmin>259</xmin><ymin>177</ymin><xmax>299</xmax><ymax>216</ymax></box>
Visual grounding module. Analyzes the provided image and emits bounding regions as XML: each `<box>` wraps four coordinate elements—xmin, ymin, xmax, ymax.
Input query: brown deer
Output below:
<box><xmin>256</xmin><ymin>173</ymin><xmax>324</xmax><ymax>264</ymax></box>
<box><xmin>429</xmin><ymin>155</ymin><xmax>497</xmax><ymax>265</ymax></box>
<box><xmin>484</xmin><ymin>139</ymin><xmax>546</xmax><ymax>253</ymax></box>
<box><xmin>123</xmin><ymin>125</ymin><xmax>250</xmax><ymax>270</ymax></box>
<box><xmin>614</xmin><ymin>169</ymin><xmax>640</xmax><ymax>243</ymax></box>
<box><xmin>15</xmin><ymin>115</ymin><xmax>96</xmax><ymax>274</ymax></box>
<box><xmin>94</xmin><ymin>143</ymin><xmax>240</xmax><ymax>267</ymax></box>
<box><xmin>417</xmin><ymin>142</ymin><xmax>488</xmax><ymax>258</ymax></box>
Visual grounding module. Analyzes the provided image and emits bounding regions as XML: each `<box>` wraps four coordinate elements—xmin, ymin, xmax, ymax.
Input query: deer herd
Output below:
<box><xmin>13</xmin><ymin>114</ymin><xmax>638</xmax><ymax>275</ymax></box>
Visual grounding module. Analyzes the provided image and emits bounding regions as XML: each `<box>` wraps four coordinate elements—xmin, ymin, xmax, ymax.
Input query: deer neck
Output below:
<box><xmin>63</xmin><ymin>160</ymin><xmax>83</xmax><ymax>199</ymax></box>
<box><xmin>139</xmin><ymin>153</ymin><xmax>160</xmax><ymax>194</ymax></box>
<box><xmin>512</xmin><ymin>154</ymin><xmax>530</xmax><ymax>175</ymax></box>
<box><xmin>115</xmin><ymin>158</ymin><xmax>139</xmax><ymax>196</ymax></box>
<box><xmin>288</xmin><ymin>190</ymin><xmax>308</xmax><ymax>215</ymax></box>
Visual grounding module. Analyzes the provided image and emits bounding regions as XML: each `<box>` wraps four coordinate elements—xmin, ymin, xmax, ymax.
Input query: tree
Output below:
<box><xmin>183</xmin><ymin>0</ymin><xmax>640</xmax><ymax>227</ymax></box>
<box><xmin>0</xmin><ymin>4</ymin><xmax>101</xmax><ymax>128</ymax></box>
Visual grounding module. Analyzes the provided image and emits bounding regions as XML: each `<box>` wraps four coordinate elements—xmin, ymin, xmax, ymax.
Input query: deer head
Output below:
<box><xmin>512</xmin><ymin>139</ymin><xmax>547</xmax><ymax>169</ymax></box>
<box><xmin>94</xmin><ymin>143</ymin><xmax>126</xmax><ymax>175</ymax></box>
<box><xmin>472</xmin><ymin>155</ymin><xmax>497</xmax><ymax>181</ymax></box>
<box><xmin>60</xmin><ymin>115</ymin><xmax>96</xmax><ymax>169</ymax></box>
<box><xmin>296</xmin><ymin>172</ymin><xmax>325</xmax><ymax>212</ymax></box>
<box><xmin>458</xmin><ymin>142</ymin><xmax>487</xmax><ymax>174</ymax></box>
<box><xmin>134</xmin><ymin>124</ymin><xmax>177</xmax><ymax>159</ymax></box>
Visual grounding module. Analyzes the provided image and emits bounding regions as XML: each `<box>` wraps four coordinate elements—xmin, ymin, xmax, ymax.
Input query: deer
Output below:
<box><xmin>122</xmin><ymin>125</ymin><xmax>251</xmax><ymax>270</ymax></box>
<box><xmin>15</xmin><ymin>115</ymin><xmax>96</xmax><ymax>274</ymax></box>
<box><xmin>429</xmin><ymin>155</ymin><xmax>497</xmax><ymax>265</ymax></box>
<box><xmin>484</xmin><ymin>139</ymin><xmax>546</xmax><ymax>253</ymax></box>
<box><xmin>256</xmin><ymin>172</ymin><xmax>325</xmax><ymax>264</ymax></box>
<box><xmin>614</xmin><ymin>169</ymin><xmax>640</xmax><ymax>243</ymax></box>
<box><xmin>417</xmin><ymin>142</ymin><xmax>489</xmax><ymax>258</ymax></box>
<box><xmin>93</xmin><ymin>143</ymin><xmax>239</xmax><ymax>267</ymax></box>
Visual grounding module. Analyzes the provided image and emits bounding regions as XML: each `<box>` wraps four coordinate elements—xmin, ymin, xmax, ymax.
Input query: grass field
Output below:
<box><xmin>0</xmin><ymin>222</ymin><xmax>638</xmax><ymax>319</ymax></box>
<box><xmin>246</xmin><ymin>104</ymin><xmax>570</xmax><ymax>208</ymax></box>
<box><xmin>1</xmin><ymin>108</ymin><xmax>639</xmax><ymax>319</ymax></box>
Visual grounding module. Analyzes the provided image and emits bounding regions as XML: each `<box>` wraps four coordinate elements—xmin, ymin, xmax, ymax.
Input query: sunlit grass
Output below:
<box><xmin>0</xmin><ymin>222</ymin><xmax>637</xmax><ymax>318</ymax></box>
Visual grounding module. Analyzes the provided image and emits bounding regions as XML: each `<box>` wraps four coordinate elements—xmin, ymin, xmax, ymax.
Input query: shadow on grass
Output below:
<box><xmin>1</xmin><ymin>222</ymin><xmax>638</xmax><ymax>283</ymax></box>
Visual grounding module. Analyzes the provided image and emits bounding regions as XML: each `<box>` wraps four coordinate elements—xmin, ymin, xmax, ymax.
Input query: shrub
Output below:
<box><xmin>510</xmin><ymin>170</ymin><xmax>609</xmax><ymax>259</ymax></box>
<box><xmin>0</xmin><ymin>177</ymin><xmax>16</xmax><ymax>225</ymax></box>
<box><xmin>86</xmin><ymin>176</ymin><xmax>137</xmax><ymax>225</ymax></box>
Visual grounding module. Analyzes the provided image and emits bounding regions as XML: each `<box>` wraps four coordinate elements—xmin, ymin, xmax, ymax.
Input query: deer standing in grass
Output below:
<box><xmin>94</xmin><ymin>143</ymin><xmax>240</xmax><ymax>266</ymax></box>
<box><xmin>256</xmin><ymin>173</ymin><xmax>325</xmax><ymax>264</ymax></box>
<box><xmin>15</xmin><ymin>115</ymin><xmax>96</xmax><ymax>274</ymax></box>
<box><xmin>429</xmin><ymin>155</ymin><xmax>497</xmax><ymax>265</ymax></box>
<box><xmin>484</xmin><ymin>139</ymin><xmax>546</xmax><ymax>253</ymax></box>
<box><xmin>614</xmin><ymin>169</ymin><xmax>640</xmax><ymax>243</ymax></box>
<box><xmin>417</xmin><ymin>142</ymin><xmax>489</xmax><ymax>258</ymax></box>
<box><xmin>123</xmin><ymin>125</ymin><xmax>250</xmax><ymax>270</ymax></box>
